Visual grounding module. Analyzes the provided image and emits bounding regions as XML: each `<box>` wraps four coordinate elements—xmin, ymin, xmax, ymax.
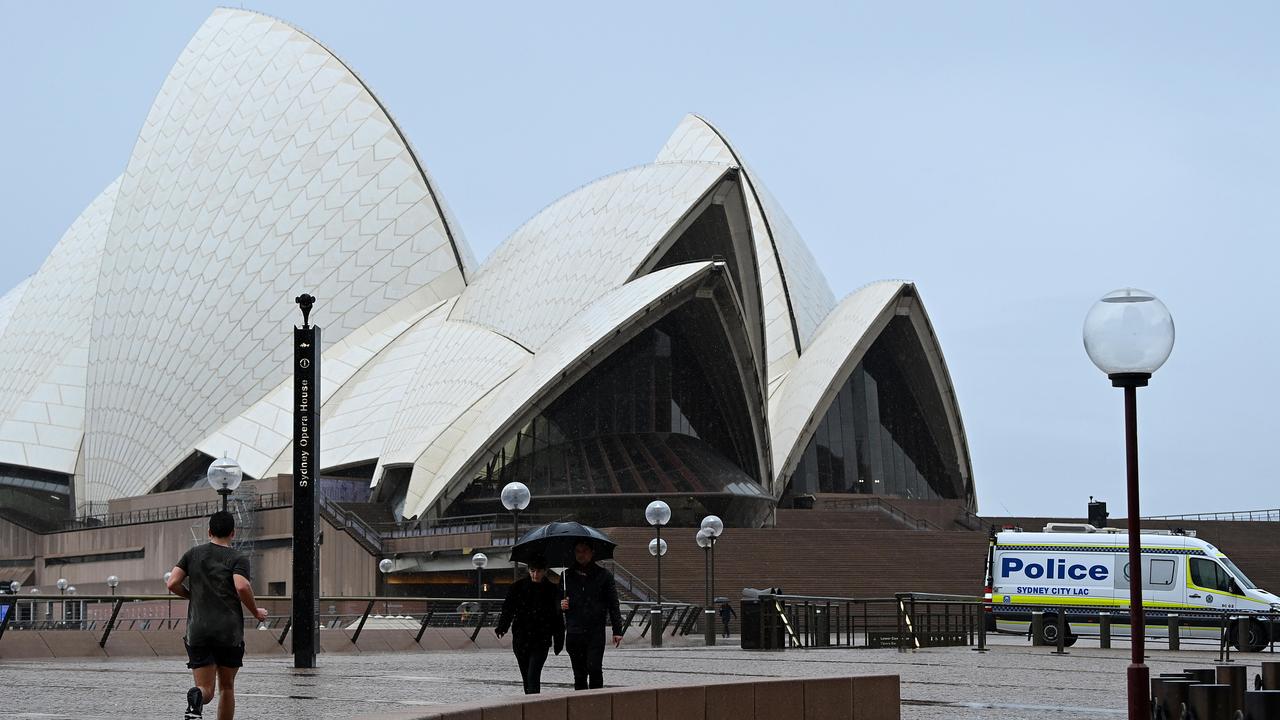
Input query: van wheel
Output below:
<box><xmin>1231</xmin><ymin>619</ymin><xmax>1268</xmax><ymax>653</ymax></box>
<box><xmin>1039</xmin><ymin>615</ymin><xmax>1074</xmax><ymax>646</ymax></box>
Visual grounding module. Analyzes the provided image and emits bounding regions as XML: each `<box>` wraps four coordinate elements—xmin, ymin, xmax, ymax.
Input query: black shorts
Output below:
<box><xmin>185</xmin><ymin>641</ymin><xmax>245</xmax><ymax>669</ymax></box>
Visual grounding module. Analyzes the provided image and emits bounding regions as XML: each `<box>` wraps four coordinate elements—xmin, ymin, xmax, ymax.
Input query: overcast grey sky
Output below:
<box><xmin>2</xmin><ymin>2</ymin><xmax>1276</xmax><ymax>517</ymax></box>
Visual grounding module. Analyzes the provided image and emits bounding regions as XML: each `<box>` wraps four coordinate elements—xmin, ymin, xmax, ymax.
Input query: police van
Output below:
<box><xmin>986</xmin><ymin>523</ymin><xmax>1280</xmax><ymax>651</ymax></box>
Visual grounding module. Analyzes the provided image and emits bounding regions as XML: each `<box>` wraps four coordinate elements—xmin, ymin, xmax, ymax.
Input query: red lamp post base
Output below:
<box><xmin>1127</xmin><ymin>662</ymin><xmax>1150</xmax><ymax>719</ymax></box>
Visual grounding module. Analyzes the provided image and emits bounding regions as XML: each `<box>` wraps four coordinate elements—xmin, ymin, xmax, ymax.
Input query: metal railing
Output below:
<box><xmin>370</xmin><ymin>512</ymin><xmax>566</xmax><ymax>541</ymax></box>
<box><xmin>993</xmin><ymin>601</ymin><xmax>1280</xmax><ymax>658</ymax></box>
<box><xmin>0</xmin><ymin>593</ymin><xmax>701</xmax><ymax>650</ymax></box>
<box><xmin>49</xmin><ymin>493</ymin><xmax>293</xmax><ymax>533</ymax></box>
<box><xmin>318</xmin><ymin>496</ymin><xmax>383</xmax><ymax>554</ymax></box>
<box><xmin>808</xmin><ymin>496</ymin><xmax>942</xmax><ymax>531</ymax></box>
<box><xmin>602</xmin><ymin>560</ymin><xmax>661</xmax><ymax>604</ymax></box>
<box><xmin>1143</xmin><ymin>508</ymin><xmax>1280</xmax><ymax>522</ymax></box>
<box><xmin>749</xmin><ymin>591</ymin><xmax>985</xmax><ymax>652</ymax></box>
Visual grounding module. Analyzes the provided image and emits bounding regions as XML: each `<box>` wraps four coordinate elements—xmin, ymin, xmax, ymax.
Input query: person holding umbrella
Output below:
<box><xmin>560</xmin><ymin>540</ymin><xmax>623</xmax><ymax>690</ymax></box>
<box><xmin>495</xmin><ymin>554</ymin><xmax>563</xmax><ymax>694</ymax></box>
<box><xmin>718</xmin><ymin>599</ymin><xmax>736</xmax><ymax>638</ymax></box>
<box><xmin>509</xmin><ymin>521</ymin><xmax>624</xmax><ymax>690</ymax></box>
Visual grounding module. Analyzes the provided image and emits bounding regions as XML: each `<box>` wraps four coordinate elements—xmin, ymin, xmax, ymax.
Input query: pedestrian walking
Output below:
<box><xmin>495</xmin><ymin>555</ymin><xmax>564</xmax><ymax>694</ymax></box>
<box><xmin>719</xmin><ymin>601</ymin><xmax>737</xmax><ymax>638</ymax></box>
<box><xmin>559</xmin><ymin>540</ymin><xmax>623</xmax><ymax>690</ymax></box>
<box><xmin>166</xmin><ymin>510</ymin><xmax>268</xmax><ymax>719</ymax></box>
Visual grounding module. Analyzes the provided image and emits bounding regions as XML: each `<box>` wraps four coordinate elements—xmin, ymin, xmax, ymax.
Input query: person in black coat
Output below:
<box><xmin>495</xmin><ymin>555</ymin><xmax>564</xmax><ymax>694</ymax></box>
<box><xmin>559</xmin><ymin>541</ymin><xmax>623</xmax><ymax>690</ymax></box>
<box><xmin>719</xmin><ymin>601</ymin><xmax>737</xmax><ymax>638</ymax></box>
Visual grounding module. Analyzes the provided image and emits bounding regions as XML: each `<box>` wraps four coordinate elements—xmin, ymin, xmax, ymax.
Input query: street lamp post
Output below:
<box><xmin>7</xmin><ymin>581</ymin><xmax>18</xmax><ymax>626</ymax></box>
<box><xmin>500</xmin><ymin>482</ymin><xmax>531</xmax><ymax>581</ymax></box>
<box><xmin>106</xmin><ymin>575</ymin><xmax>119</xmax><ymax>596</ymax></box>
<box><xmin>697</xmin><ymin>528</ymin><xmax>714</xmax><ymax>645</ymax></box>
<box><xmin>163</xmin><ymin>572</ymin><xmax>173</xmax><ymax>629</ymax></box>
<box><xmin>645</xmin><ymin>500</ymin><xmax>671</xmax><ymax>648</ymax></box>
<box><xmin>207</xmin><ymin>455</ymin><xmax>243</xmax><ymax>512</ymax></box>
<box><xmin>699</xmin><ymin>515</ymin><xmax>724</xmax><ymax>606</ymax></box>
<box><xmin>378</xmin><ymin>558</ymin><xmax>394</xmax><ymax>615</ymax></box>
<box><xmin>1083</xmin><ymin>287</ymin><xmax>1175</xmax><ymax>720</ymax></box>
<box><xmin>472</xmin><ymin>553</ymin><xmax>488</xmax><ymax>601</ymax></box>
<box><xmin>55</xmin><ymin>578</ymin><xmax>67</xmax><ymax>622</ymax></box>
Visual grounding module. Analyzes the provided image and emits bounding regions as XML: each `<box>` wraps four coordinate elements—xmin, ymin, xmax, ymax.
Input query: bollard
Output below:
<box><xmin>1244</xmin><ymin>690</ymin><xmax>1280</xmax><ymax>718</ymax></box>
<box><xmin>650</xmin><ymin>608</ymin><xmax>664</xmax><ymax>648</ymax></box>
<box><xmin>1189</xmin><ymin>683</ymin><xmax>1233</xmax><ymax>720</ymax></box>
<box><xmin>973</xmin><ymin>604</ymin><xmax>988</xmax><ymax>653</ymax></box>
<box><xmin>1030</xmin><ymin>611</ymin><xmax>1045</xmax><ymax>646</ymax></box>
<box><xmin>1263</xmin><ymin>661</ymin><xmax>1280</xmax><ymax>690</ymax></box>
<box><xmin>1168</xmin><ymin>613</ymin><xmax>1180</xmax><ymax>652</ymax></box>
<box><xmin>1155</xmin><ymin>680</ymin><xmax>1196</xmax><ymax>720</ymax></box>
<box><xmin>1185</xmin><ymin>669</ymin><xmax>1217</xmax><ymax>684</ymax></box>
<box><xmin>1217</xmin><ymin>665</ymin><xmax>1247</xmax><ymax>718</ymax></box>
<box><xmin>1099</xmin><ymin>611</ymin><xmax>1111</xmax><ymax>649</ymax></box>
<box><xmin>1052</xmin><ymin>611</ymin><xmax>1068</xmax><ymax>655</ymax></box>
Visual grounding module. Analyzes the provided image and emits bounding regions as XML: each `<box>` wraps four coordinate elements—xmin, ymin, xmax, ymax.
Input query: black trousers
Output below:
<box><xmin>722</xmin><ymin>617</ymin><xmax>731</xmax><ymax>637</ymax></box>
<box><xmin>513</xmin><ymin>638</ymin><xmax>550</xmax><ymax>694</ymax></box>
<box><xmin>565</xmin><ymin>631</ymin><xmax>606</xmax><ymax>690</ymax></box>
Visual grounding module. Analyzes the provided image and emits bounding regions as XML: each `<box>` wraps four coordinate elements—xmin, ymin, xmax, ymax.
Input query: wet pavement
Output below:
<box><xmin>0</xmin><ymin>634</ymin><xmax>1268</xmax><ymax>719</ymax></box>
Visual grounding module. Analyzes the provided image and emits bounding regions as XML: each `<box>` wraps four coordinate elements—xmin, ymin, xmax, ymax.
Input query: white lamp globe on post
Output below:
<box><xmin>1082</xmin><ymin>287</ymin><xmax>1174</xmax><ymax>720</ymax></box>
<box><xmin>699</xmin><ymin>515</ymin><xmax>724</xmax><ymax>613</ymax></box>
<box><xmin>7</xmin><ymin>581</ymin><xmax>18</xmax><ymax>594</ymax></box>
<box><xmin>106</xmin><ymin>575</ymin><xmax>119</xmax><ymax>596</ymax></box>
<box><xmin>471</xmin><ymin>553</ymin><xmax>488</xmax><ymax>601</ymax></box>
<box><xmin>207</xmin><ymin>455</ymin><xmax>243</xmax><ymax>512</ymax></box>
<box><xmin>644</xmin><ymin>500</ymin><xmax>671</xmax><ymax>647</ymax></box>
<box><xmin>56</xmin><ymin>578</ymin><xmax>68</xmax><ymax>596</ymax></box>
<box><xmin>500</xmin><ymin>481</ymin><xmax>531</xmax><ymax>579</ymax></box>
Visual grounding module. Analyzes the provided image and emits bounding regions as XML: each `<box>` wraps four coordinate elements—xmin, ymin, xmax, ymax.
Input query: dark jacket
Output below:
<box><xmin>719</xmin><ymin>603</ymin><xmax>736</xmax><ymax>621</ymax></box>
<box><xmin>497</xmin><ymin>577</ymin><xmax>565</xmax><ymax>651</ymax></box>
<box><xmin>563</xmin><ymin>562</ymin><xmax>623</xmax><ymax>636</ymax></box>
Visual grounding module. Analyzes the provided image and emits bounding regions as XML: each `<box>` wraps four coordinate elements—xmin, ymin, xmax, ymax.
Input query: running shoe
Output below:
<box><xmin>184</xmin><ymin>686</ymin><xmax>203</xmax><ymax>718</ymax></box>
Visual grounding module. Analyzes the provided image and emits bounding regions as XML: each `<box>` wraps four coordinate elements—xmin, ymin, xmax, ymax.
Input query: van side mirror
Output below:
<box><xmin>1228</xmin><ymin>579</ymin><xmax>1240</xmax><ymax>595</ymax></box>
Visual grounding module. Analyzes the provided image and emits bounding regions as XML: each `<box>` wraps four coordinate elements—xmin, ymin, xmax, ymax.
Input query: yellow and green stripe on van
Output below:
<box><xmin>992</xmin><ymin>594</ymin><xmax>1202</xmax><ymax>610</ymax></box>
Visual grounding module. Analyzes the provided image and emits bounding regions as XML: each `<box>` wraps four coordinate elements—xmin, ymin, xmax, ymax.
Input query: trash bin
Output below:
<box><xmin>740</xmin><ymin>599</ymin><xmax>786</xmax><ymax>650</ymax></box>
<box><xmin>810</xmin><ymin>605</ymin><xmax>830</xmax><ymax>646</ymax></box>
<box><xmin>741</xmin><ymin>600</ymin><xmax>762</xmax><ymax>649</ymax></box>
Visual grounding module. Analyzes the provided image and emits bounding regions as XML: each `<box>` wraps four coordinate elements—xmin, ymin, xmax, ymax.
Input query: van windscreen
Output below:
<box><xmin>1220</xmin><ymin>558</ymin><xmax>1257</xmax><ymax>590</ymax></box>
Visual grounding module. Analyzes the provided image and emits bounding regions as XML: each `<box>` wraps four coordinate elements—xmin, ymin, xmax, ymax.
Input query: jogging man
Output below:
<box><xmin>559</xmin><ymin>540</ymin><xmax>623</xmax><ymax>689</ymax></box>
<box><xmin>166</xmin><ymin>510</ymin><xmax>268</xmax><ymax>719</ymax></box>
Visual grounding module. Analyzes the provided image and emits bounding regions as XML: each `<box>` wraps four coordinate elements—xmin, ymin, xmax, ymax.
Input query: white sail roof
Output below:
<box><xmin>0</xmin><ymin>180</ymin><xmax>118</xmax><ymax>474</ymax></box>
<box><xmin>79</xmin><ymin>9</ymin><xmax>472</xmax><ymax>503</ymax></box>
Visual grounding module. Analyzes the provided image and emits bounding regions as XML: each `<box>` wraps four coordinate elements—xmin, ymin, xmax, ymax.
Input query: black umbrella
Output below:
<box><xmin>510</xmin><ymin>521</ymin><xmax>617</xmax><ymax>567</ymax></box>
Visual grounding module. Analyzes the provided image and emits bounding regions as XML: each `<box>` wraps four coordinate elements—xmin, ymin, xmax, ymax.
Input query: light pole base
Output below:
<box><xmin>1127</xmin><ymin>662</ymin><xmax>1150</xmax><ymax>719</ymax></box>
<box><xmin>704</xmin><ymin>609</ymin><xmax>716</xmax><ymax>646</ymax></box>
<box><xmin>650</xmin><ymin>608</ymin><xmax>664</xmax><ymax>648</ymax></box>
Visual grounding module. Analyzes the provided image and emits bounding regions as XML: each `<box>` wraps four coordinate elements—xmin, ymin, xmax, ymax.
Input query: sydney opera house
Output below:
<box><xmin>0</xmin><ymin>8</ymin><xmax>974</xmax><ymax>550</ymax></box>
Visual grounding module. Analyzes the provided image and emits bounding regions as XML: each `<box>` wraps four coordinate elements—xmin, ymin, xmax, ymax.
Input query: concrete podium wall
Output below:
<box><xmin>376</xmin><ymin>676</ymin><xmax>900</xmax><ymax>720</ymax></box>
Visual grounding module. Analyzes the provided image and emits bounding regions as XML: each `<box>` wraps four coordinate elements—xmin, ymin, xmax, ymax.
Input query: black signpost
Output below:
<box><xmin>292</xmin><ymin>294</ymin><xmax>320</xmax><ymax>668</ymax></box>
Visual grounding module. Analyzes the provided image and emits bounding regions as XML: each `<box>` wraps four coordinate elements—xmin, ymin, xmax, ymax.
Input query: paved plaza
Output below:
<box><xmin>0</xmin><ymin>635</ymin><xmax>1268</xmax><ymax>720</ymax></box>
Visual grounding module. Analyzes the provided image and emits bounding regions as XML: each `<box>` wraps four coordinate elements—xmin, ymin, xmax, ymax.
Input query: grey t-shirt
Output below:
<box><xmin>176</xmin><ymin>542</ymin><xmax>250</xmax><ymax>647</ymax></box>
